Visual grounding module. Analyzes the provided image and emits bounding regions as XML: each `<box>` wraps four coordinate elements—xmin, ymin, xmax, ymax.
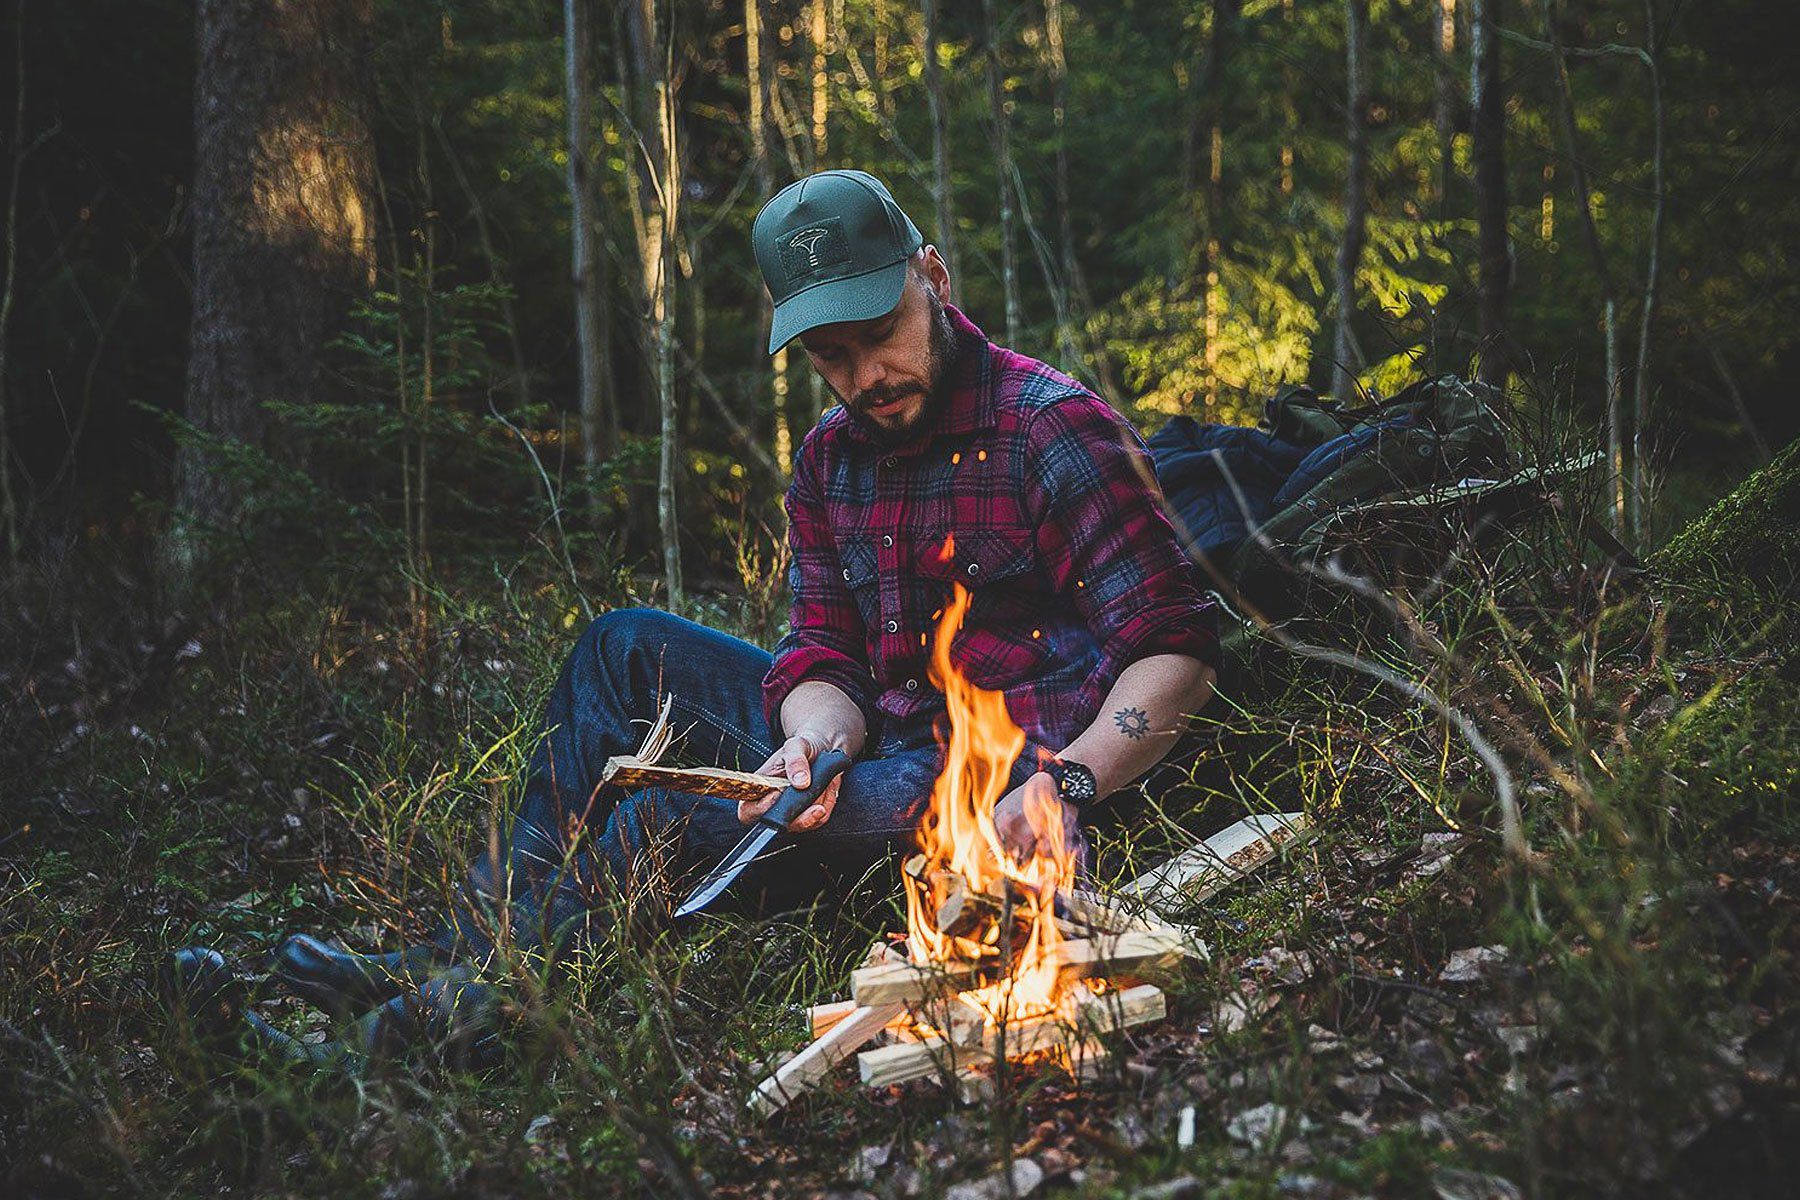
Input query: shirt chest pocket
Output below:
<box><xmin>916</xmin><ymin>527</ymin><xmax>1039</xmax><ymax>605</ymax></box>
<box><xmin>836</xmin><ymin>535</ymin><xmax>883</xmax><ymax>633</ymax></box>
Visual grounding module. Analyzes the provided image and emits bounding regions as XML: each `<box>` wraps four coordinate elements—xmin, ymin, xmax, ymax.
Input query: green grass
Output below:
<box><xmin>3</xmin><ymin>448</ymin><xmax>1798</xmax><ymax>1198</ymax></box>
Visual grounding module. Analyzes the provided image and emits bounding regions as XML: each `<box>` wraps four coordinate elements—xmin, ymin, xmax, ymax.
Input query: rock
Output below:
<box><xmin>1251</xmin><ymin>947</ymin><xmax>1315</xmax><ymax>986</ymax></box>
<box><xmin>943</xmin><ymin>1159</ymin><xmax>1044</xmax><ymax>1200</ymax></box>
<box><xmin>1115</xmin><ymin>1110</ymin><xmax>1151</xmax><ymax>1151</ymax></box>
<box><xmin>1331</xmin><ymin>1073</ymin><xmax>1382</xmax><ymax>1108</ymax></box>
<box><xmin>1402</xmin><ymin>1037</ymin><xmax>1452</xmax><ymax>1085</ymax></box>
<box><xmin>1130</xmin><ymin>1177</ymin><xmax>1201</xmax><ymax>1200</ymax></box>
<box><xmin>847</xmin><ymin>1143</ymin><xmax>892</xmax><ymax>1184</ymax></box>
<box><xmin>1226</xmin><ymin>1103</ymin><xmax>1311</xmax><ymax>1148</ymax></box>
<box><xmin>1495</xmin><ymin>1025</ymin><xmax>1539</xmax><ymax>1055</ymax></box>
<box><xmin>522</xmin><ymin>1114</ymin><xmax>557</xmax><ymax>1145</ymax></box>
<box><xmin>1432</xmin><ymin>1167</ymin><xmax>1522</xmax><ymax>1200</ymax></box>
<box><xmin>1439</xmin><ymin>945</ymin><xmax>1508</xmax><ymax>984</ymax></box>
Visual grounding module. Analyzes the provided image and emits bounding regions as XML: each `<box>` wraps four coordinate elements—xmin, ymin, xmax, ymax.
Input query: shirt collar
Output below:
<box><xmin>837</xmin><ymin>303</ymin><xmax>997</xmax><ymax>455</ymax></box>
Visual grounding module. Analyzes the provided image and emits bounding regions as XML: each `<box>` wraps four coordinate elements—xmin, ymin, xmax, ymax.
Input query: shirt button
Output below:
<box><xmin>842</xmin><ymin>568</ymin><xmax>852</xmax><ymax>581</ymax></box>
<box><xmin>885</xmin><ymin>619</ymin><xmax>899</xmax><ymax>633</ymax></box>
<box><xmin>905</xmin><ymin>678</ymin><xmax>920</xmax><ymax>691</ymax></box>
<box><xmin>967</xmin><ymin>562</ymin><xmax>981</xmax><ymax>576</ymax></box>
<box><xmin>882</xmin><ymin>534</ymin><xmax>894</xmax><ymax>548</ymax></box>
<box><xmin>884</xmin><ymin>457</ymin><xmax>897</xmax><ymax>469</ymax></box>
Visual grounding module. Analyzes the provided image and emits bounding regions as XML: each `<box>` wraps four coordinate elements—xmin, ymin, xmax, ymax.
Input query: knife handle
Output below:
<box><xmin>761</xmin><ymin>748</ymin><xmax>854</xmax><ymax>830</ymax></box>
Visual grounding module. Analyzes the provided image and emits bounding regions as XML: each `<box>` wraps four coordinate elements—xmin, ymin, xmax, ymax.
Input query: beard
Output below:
<box><xmin>835</xmin><ymin>289</ymin><xmax>960</xmax><ymax>448</ymax></box>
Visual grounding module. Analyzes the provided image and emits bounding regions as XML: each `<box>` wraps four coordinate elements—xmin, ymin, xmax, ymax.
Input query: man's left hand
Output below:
<box><xmin>992</xmin><ymin>772</ymin><xmax>1082</xmax><ymax>864</ymax></box>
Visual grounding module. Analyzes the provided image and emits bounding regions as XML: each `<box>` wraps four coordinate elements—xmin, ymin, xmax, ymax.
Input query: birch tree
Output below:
<box><xmin>922</xmin><ymin>0</ymin><xmax>961</xmax><ymax>302</ymax></box>
<box><xmin>565</xmin><ymin>0</ymin><xmax>616</xmax><ymax>475</ymax></box>
<box><xmin>624</xmin><ymin>0</ymin><xmax>682</xmax><ymax>605</ymax></box>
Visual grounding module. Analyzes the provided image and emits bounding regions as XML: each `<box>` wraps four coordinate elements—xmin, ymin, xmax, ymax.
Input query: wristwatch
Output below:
<box><xmin>1044</xmin><ymin>758</ymin><xmax>1099</xmax><ymax>809</ymax></box>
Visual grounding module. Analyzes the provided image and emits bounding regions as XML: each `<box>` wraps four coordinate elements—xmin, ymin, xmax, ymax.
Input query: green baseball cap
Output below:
<box><xmin>753</xmin><ymin>170</ymin><xmax>923</xmax><ymax>355</ymax></box>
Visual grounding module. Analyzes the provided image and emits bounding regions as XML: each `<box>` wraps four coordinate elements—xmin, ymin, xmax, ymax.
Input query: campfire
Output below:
<box><xmin>749</xmin><ymin>559</ymin><xmax>1200</xmax><ymax>1114</ymax></box>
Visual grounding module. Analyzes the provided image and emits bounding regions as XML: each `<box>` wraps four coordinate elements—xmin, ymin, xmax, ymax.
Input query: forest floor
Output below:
<box><xmin>2</xmin><ymin>446</ymin><xmax>1797</xmax><ymax>1199</ymax></box>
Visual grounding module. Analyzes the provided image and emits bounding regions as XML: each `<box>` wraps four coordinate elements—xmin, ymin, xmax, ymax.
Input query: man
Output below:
<box><xmin>165</xmin><ymin>170</ymin><xmax>1218</xmax><ymax>1063</ymax></box>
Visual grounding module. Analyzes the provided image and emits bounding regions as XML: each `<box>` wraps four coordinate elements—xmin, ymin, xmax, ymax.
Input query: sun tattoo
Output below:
<box><xmin>1113</xmin><ymin>706</ymin><xmax>1150</xmax><ymax>740</ymax></box>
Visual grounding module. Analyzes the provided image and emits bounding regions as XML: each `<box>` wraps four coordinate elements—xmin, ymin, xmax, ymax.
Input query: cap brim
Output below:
<box><xmin>767</xmin><ymin>259</ymin><xmax>910</xmax><ymax>355</ymax></box>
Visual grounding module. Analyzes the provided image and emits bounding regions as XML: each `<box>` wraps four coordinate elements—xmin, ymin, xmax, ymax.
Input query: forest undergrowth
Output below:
<box><xmin>1</xmin><ymin>426</ymin><xmax>1795</xmax><ymax>1199</ymax></box>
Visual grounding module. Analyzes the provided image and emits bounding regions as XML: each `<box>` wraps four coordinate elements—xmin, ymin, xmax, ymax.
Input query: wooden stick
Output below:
<box><xmin>1056</xmin><ymin>887</ymin><xmax>1162</xmax><ymax>935</ymax></box>
<box><xmin>850</xmin><ymin>928</ymin><xmax>1190</xmax><ymax>1006</ymax></box>
<box><xmin>858</xmin><ymin>983</ymin><xmax>1165</xmax><ymax>1088</ymax></box>
<box><xmin>600</xmin><ymin>759</ymin><xmax>788</xmax><ymax>803</ymax></box>
<box><xmin>600</xmin><ymin>693</ymin><xmax>788</xmax><ymax>802</ymax></box>
<box><xmin>747</xmin><ymin>1000</ymin><xmax>907</xmax><ymax>1116</ymax></box>
<box><xmin>1120</xmin><ymin>812</ymin><xmax>1314</xmax><ymax>906</ymax></box>
<box><xmin>806</xmin><ymin>999</ymin><xmax>858</xmax><ymax>1039</ymax></box>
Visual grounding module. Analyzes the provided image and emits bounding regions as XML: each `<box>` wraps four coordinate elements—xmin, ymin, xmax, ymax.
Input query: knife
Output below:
<box><xmin>673</xmin><ymin>748</ymin><xmax>854</xmax><ymax>919</ymax></box>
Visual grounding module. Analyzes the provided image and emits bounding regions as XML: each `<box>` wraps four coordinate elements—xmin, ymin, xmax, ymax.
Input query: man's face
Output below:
<box><xmin>798</xmin><ymin>254</ymin><xmax>958</xmax><ymax>446</ymax></box>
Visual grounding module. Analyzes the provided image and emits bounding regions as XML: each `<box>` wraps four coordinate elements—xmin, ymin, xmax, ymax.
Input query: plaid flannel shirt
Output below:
<box><xmin>762</xmin><ymin>305</ymin><xmax>1218</xmax><ymax>760</ymax></box>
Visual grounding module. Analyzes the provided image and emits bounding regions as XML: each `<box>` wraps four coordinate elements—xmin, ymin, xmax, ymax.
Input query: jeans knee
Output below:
<box><xmin>580</xmin><ymin>606</ymin><xmax>682</xmax><ymax>666</ymax></box>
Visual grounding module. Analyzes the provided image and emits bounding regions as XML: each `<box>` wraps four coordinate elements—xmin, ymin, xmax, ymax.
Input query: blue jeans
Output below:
<box><xmin>432</xmin><ymin>609</ymin><xmax>945</xmax><ymax>960</ymax></box>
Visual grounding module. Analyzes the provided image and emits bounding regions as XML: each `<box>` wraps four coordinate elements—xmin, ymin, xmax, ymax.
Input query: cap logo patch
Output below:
<box><xmin>780</xmin><ymin>217</ymin><xmax>851</xmax><ymax>284</ymax></box>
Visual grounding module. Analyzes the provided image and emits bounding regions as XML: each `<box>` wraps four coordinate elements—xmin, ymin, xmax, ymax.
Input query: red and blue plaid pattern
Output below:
<box><xmin>762</xmin><ymin>305</ymin><xmax>1218</xmax><ymax>755</ymax></box>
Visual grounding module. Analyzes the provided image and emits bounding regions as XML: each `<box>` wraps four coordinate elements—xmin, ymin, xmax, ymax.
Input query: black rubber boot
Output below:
<box><xmin>158</xmin><ymin>947</ymin><xmax>246</xmax><ymax>1044</ymax></box>
<box><xmin>271</xmin><ymin>933</ymin><xmax>443</xmax><ymax>1016</ymax></box>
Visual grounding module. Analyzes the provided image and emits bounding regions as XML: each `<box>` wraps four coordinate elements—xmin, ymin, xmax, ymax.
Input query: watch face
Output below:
<box><xmin>1058</xmin><ymin>762</ymin><xmax>1097</xmax><ymax>806</ymax></box>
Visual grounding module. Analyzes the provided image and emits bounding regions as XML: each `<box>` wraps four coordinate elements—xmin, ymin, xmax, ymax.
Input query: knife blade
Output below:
<box><xmin>673</xmin><ymin>748</ymin><xmax>854</xmax><ymax>919</ymax></box>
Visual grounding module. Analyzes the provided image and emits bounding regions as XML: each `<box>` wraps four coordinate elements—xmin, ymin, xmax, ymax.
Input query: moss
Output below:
<box><xmin>1652</xmin><ymin>668</ymin><xmax>1800</xmax><ymax>840</ymax></box>
<box><xmin>1655</xmin><ymin>437</ymin><xmax>1800</xmax><ymax>605</ymax></box>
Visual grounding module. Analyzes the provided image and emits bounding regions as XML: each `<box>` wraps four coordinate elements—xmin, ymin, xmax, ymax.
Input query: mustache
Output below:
<box><xmin>851</xmin><ymin>382</ymin><xmax>925</xmax><ymax>411</ymax></box>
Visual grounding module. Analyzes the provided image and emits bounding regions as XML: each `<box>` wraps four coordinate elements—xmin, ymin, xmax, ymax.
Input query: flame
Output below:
<box><xmin>903</xmin><ymin>565</ymin><xmax>1079</xmax><ymax>1025</ymax></box>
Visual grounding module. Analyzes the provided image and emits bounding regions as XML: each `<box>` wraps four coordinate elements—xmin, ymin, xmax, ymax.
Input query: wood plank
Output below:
<box><xmin>1056</xmin><ymin>887</ymin><xmax>1162</xmax><ymax>935</ymax></box>
<box><xmin>600</xmin><ymin>758</ymin><xmax>788</xmax><ymax>804</ymax></box>
<box><xmin>1120</xmin><ymin>812</ymin><xmax>1314</xmax><ymax>906</ymax></box>
<box><xmin>858</xmin><ymin>983</ymin><xmax>1165</xmax><ymax>1088</ymax></box>
<box><xmin>806</xmin><ymin>999</ymin><xmax>858</xmax><ymax>1039</ymax></box>
<box><xmin>747</xmin><ymin>1000</ymin><xmax>906</xmax><ymax>1117</ymax></box>
<box><xmin>849</xmin><ymin>927</ymin><xmax>1193</xmax><ymax>1006</ymax></box>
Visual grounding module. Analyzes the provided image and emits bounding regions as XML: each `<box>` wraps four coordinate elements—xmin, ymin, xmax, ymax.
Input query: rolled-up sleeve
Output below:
<box><xmin>1023</xmin><ymin>394</ymin><xmax>1220</xmax><ymax>682</ymax></box>
<box><xmin>761</xmin><ymin>439</ymin><xmax>878</xmax><ymax>734</ymax></box>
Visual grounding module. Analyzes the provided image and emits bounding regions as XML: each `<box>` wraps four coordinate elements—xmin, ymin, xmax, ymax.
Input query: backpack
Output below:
<box><xmin>1149</xmin><ymin>375</ymin><xmax>1509</xmax><ymax>619</ymax></box>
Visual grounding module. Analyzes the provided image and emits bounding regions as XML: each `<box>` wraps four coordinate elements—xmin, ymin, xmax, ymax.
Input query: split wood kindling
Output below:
<box><xmin>745</xmin><ymin>812</ymin><xmax>1312</xmax><ymax>1114</ymax></box>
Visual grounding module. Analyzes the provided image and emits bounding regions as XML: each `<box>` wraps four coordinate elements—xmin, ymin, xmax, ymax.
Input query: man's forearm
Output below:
<box><xmin>778</xmin><ymin>679</ymin><xmax>869</xmax><ymax>758</ymax></box>
<box><xmin>1055</xmin><ymin>653</ymin><xmax>1215</xmax><ymax>798</ymax></box>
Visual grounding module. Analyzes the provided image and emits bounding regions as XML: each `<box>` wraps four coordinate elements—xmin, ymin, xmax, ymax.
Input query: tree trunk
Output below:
<box><xmin>1043</xmin><ymin>0</ymin><xmax>1079</xmax><ymax>370</ymax></box>
<box><xmin>982</xmin><ymin>0</ymin><xmax>1020</xmax><ymax>346</ymax></box>
<box><xmin>1629</xmin><ymin>0</ymin><xmax>1664</xmax><ymax>546</ymax></box>
<box><xmin>1330</xmin><ymin>0</ymin><xmax>1369</xmax><ymax>401</ymax></box>
<box><xmin>625</xmin><ymin>0</ymin><xmax>682</xmax><ymax>604</ymax></box>
<box><xmin>566</xmin><ymin>0</ymin><xmax>614</xmax><ymax>474</ymax></box>
<box><xmin>171</xmin><ymin>0</ymin><xmax>375</xmax><ymax>564</ymax></box>
<box><xmin>922</xmin><ymin>0</ymin><xmax>961</xmax><ymax>303</ymax></box>
<box><xmin>810</xmin><ymin>0</ymin><xmax>829</xmax><ymax>170</ymax></box>
<box><xmin>1469</xmin><ymin>0</ymin><xmax>1510</xmax><ymax>387</ymax></box>
<box><xmin>1433</xmin><ymin>0</ymin><xmax>1456</xmax><ymax>209</ymax></box>
<box><xmin>1544</xmin><ymin>0</ymin><xmax>1623</xmax><ymax>533</ymax></box>
<box><xmin>745</xmin><ymin>0</ymin><xmax>790</xmax><ymax>471</ymax></box>
<box><xmin>0</xmin><ymin>0</ymin><xmax>30</xmax><ymax>564</ymax></box>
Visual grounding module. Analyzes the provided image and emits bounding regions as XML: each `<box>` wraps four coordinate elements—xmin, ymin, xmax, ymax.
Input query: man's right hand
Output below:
<box><xmin>739</xmin><ymin>734</ymin><xmax>845</xmax><ymax>833</ymax></box>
